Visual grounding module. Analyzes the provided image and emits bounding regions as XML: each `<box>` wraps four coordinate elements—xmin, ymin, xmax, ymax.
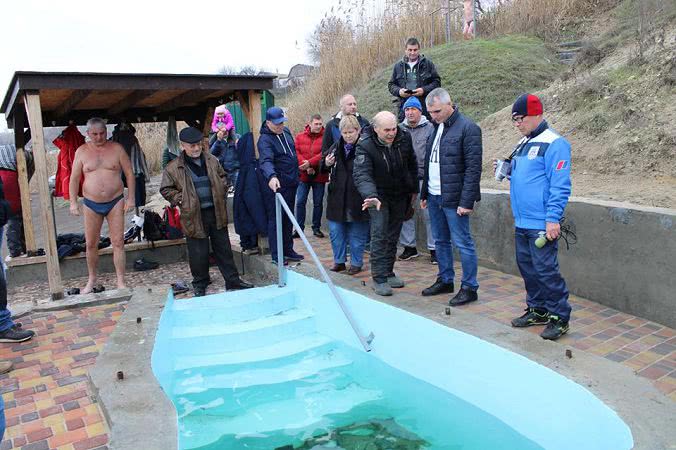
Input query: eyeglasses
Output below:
<box><xmin>512</xmin><ymin>115</ymin><xmax>526</xmax><ymax>124</ymax></box>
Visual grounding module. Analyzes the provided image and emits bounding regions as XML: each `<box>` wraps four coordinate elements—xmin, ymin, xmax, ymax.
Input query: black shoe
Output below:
<box><xmin>292</xmin><ymin>231</ymin><xmax>301</xmax><ymax>239</ymax></box>
<box><xmin>226</xmin><ymin>278</ymin><xmax>254</xmax><ymax>290</ymax></box>
<box><xmin>0</xmin><ymin>327</ymin><xmax>35</xmax><ymax>343</ymax></box>
<box><xmin>285</xmin><ymin>252</ymin><xmax>304</xmax><ymax>261</ymax></box>
<box><xmin>313</xmin><ymin>229</ymin><xmax>325</xmax><ymax>238</ymax></box>
<box><xmin>422</xmin><ymin>278</ymin><xmax>454</xmax><ymax>296</ymax></box>
<box><xmin>134</xmin><ymin>258</ymin><xmax>159</xmax><ymax>271</ymax></box>
<box><xmin>430</xmin><ymin>250</ymin><xmax>438</xmax><ymax>265</ymax></box>
<box><xmin>330</xmin><ymin>263</ymin><xmax>346</xmax><ymax>272</ymax></box>
<box><xmin>511</xmin><ymin>307</ymin><xmax>550</xmax><ymax>328</ymax></box>
<box><xmin>193</xmin><ymin>289</ymin><xmax>206</xmax><ymax>297</ymax></box>
<box><xmin>449</xmin><ymin>287</ymin><xmax>478</xmax><ymax>306</ymax></box>
<box><xmin>271</xmin><ymin>259</ymin><xmax>289</xmax><ymax>266</ymax></box>
<box><xmin>124</xmin><ymin>225</ymin><xmax>141</xmax><ymax>243</ymax></box>
<box><xmin>540</xmin><ymin>316</ymin><xmax>570</xmax><ymax>340</ymax></box>
<box><xmin>398</xmin><ymin>246</ymin><xmax>419</xmax><ymax>261</ymax></box>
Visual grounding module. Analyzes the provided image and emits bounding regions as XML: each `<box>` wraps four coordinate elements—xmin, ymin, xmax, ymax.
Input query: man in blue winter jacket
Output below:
<box><xmin>259</xmin><ymin>107</ymin><xmax>303</xmax><ymax>263</ymax></box>
<box><xmin>502</xmin><ymin>93</ymin><xmax>572</xmax><ymax>340</ymax></box>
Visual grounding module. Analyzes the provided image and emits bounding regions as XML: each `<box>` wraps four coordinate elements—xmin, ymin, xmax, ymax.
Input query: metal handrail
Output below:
<box><xmin>275</xmin><ymin>192</ymin><xmax>374</xmax><ymax>352</ymax></box>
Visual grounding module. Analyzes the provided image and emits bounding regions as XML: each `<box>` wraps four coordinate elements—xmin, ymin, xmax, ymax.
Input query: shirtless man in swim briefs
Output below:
<box><xmin>69</xmin><ymin>117</ymin><xmax>135</xmax><ymax>293</ymax></box>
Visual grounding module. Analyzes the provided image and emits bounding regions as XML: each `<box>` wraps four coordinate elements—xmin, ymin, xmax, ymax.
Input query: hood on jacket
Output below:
<box><xmin>402</xmin><ymin>115</ymin><xmax>430</xmax><ymax>129</ymax></box>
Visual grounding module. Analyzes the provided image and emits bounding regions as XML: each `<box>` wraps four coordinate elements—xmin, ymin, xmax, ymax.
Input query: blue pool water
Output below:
<box><xmin>152</xmin><ymin>272</ymin><xmax>633</xmax><ymax>450</ymax></box>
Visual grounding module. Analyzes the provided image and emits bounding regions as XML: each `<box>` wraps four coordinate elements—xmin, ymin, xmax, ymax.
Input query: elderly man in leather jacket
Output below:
<box><xmin>161</xmin><ymin>126</ymin><xmax>252</xmax><ymax>297</ymax></box>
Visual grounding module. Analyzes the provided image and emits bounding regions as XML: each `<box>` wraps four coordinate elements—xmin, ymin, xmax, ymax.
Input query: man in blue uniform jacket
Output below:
<box><xmin>502</xmin><ymin>93</ymin><xmax>572</xmax><ymax>340</ymax></box>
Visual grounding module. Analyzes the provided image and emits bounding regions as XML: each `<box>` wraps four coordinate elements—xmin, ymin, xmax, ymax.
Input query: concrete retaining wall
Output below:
<box><xmin>296</xmin><ymin>189</ymin><xmax>676</xmax><ymax>328</ymax></box>
<box><xmin>456</xmin><ymin>191</ymin><xmax>675</xmax><ymax>328</ymax></box>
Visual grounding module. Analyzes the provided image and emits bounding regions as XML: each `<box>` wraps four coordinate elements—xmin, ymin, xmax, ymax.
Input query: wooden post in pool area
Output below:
<box><xmin>12</xmin><ymin>111</ymin><xmax>37</xmax><ymax>253</ymax></box>
<box><xmin>23</xmin><ymin>91</ymin><xmax>64</xmax><ymax>300</ymax></box>
<box><xmin>238</xmin><ymin>90</ymin><xmax>268</xmax><ymax>254</ymax></box>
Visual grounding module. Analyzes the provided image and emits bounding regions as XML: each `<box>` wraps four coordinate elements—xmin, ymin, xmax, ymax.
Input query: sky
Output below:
<box><xmin>0</xmin><ymin>0</ymin><xmax>337</xmax><ymax>129</ymax></box>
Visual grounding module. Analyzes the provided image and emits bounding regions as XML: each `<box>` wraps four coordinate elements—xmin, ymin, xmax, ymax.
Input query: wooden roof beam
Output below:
<box><xmin>108</xmin><ymin>89</ymin><xmax>156</xmax><ymax>115</ymax></box>
<box><xmin>54</xmin><ymin>89</ymin><xmax>91</xmax><ymax>119</ymax></box>
<box><xmin>155</xmin><ymin>89</ymin><xmax>220</xmax><ymax>113</ymax></box>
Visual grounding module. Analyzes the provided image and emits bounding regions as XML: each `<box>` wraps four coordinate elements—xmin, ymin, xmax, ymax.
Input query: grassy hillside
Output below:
<box><xmin>355</xmin><ymin>35</ymin><xmax>564</xmax><ymax>122</ymax></box>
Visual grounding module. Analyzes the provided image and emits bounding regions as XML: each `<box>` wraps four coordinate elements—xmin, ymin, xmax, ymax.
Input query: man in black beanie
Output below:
<box><xmin>161</xmin><ymin>127</ymin><xmax>253</xmax><ymax>297</ymax></box>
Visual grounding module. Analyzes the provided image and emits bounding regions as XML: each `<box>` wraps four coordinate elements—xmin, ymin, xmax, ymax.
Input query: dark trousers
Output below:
<box><xmin>185</xmin><ymin>208</ymin><xmax>239</xmax><ymax>291</ymax></box>
<box><xmin>295</xmin><ymin>182</ymin><xmax>325</xmax><ymax>231</ymax></box>
<box><xmin>368</xmin><ymin>197</ymin><xmax>407</xmax><ymax>283</ymax></box>
<box><xmin>268</xmin><ymin>187</ymin><xmax>297</xmax><ymax>260</ymax></box>
<box><xmin>515</xmin><ymin>227</ymin><xmax>571</xmax><ymax>321</ymax></box>
<box><xmin>6</xmin><ymin>214</ymin><xmax>25</xmax><ymax>256</ymax></box>
<box><xmin>0</xmin><ymin>225</ymin><xmax>15</xmax><ymax>332</ymax></box>
<box><xmin>240</xmin><ymin>234</ymin><xmax>257</xmax><ymax>250</ymax></box>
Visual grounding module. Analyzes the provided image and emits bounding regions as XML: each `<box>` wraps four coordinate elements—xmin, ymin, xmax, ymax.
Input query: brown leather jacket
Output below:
<box><xmin>160</xmin><ymin>152</ymin><xmax>228</xmax><ymax>238</ymax></box>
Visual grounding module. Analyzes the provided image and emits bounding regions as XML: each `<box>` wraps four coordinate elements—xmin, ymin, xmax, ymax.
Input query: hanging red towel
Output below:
<box><xmin>53</xmin><ymin>124</ymin><xmax>85</xmax><ymax>200</ymax></box>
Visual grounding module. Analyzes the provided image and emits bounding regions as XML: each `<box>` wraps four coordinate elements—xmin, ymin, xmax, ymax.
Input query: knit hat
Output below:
<box><xmin>403</xmin><ymin>96</ymin><xmax>423</xmax><ymax>112</ymax></box>
<box><xmin>512</xmin><ymin>93</ymin><xmax>543</xmax><ymax>117</ymax></box>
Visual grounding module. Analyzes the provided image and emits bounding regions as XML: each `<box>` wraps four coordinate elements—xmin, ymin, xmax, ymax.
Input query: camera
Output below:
<box><xmin>495</xmin><ymin>159</ymin><xmax>511</xmax><ymax>182</ymax></box>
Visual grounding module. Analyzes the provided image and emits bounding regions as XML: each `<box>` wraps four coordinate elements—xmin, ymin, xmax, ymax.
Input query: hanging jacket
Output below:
<box><xmin>352</xmin><ymin>125</ymin><xmax>418</xmax><ymax>201</ymax></box>
<box><xmin>509</xmin><ymin>120</ymin><xmax>572</xmax><ymax>230</ymax></box>
<box><xmin>420</xmin><ymin>107</ymin><xmax>483</xmax><ymax>209</ymax></box>
<box><xmin>162</xmin><ymin>116</ymin><xmax>182</xmax><ymax>169</ymax></box>
<box><xmin>233</xmin><ymin>132</ymin><xmax>270</xmax><ymax>237</ymax></box>
<box><xmin>258</xmin><ymin>123</ymin><xmax>299</xmax><ymax>190</ymax></box>
<box><xmin>321</xmin><ymin>138</ymin><xmax>369</xmax><ymax>222</ymax></box>
<box><xmin>295</xmin><ymin>125</ymin><xmax>328</xmax><ymax>183</ymax></box>
<box><xmin>111</xmin><ymin>123</ymin><xmax>149</xmax><ymax>181</ymax></box>
<box><xmin>321</xmin><ymin>112</ymin><xmax>370</xmax><ymax>154</ymax></box>
<box><xmin>53</xmin><ymin>124</ymin><xmax>85</xmax><ymax>200</ymax></box>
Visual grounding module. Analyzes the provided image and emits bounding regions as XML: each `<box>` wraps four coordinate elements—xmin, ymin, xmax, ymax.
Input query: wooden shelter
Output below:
<box><xmin>0</xmin><ymin>71</ymin><xmax>275</xmax><ymax>300</ymax></box>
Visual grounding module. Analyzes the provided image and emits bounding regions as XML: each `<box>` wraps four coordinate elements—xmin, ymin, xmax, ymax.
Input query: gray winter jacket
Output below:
<box><xmin>401</xmin><ymin>115</ymin><xmax>433</xmax><ymax>179</ymax></box>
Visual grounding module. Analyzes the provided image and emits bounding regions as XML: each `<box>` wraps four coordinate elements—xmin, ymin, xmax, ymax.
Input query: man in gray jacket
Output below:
<box><xmin>397</xmin><ymin>97</ymin><xmax>436</xmax><ymax>263</ymax></box>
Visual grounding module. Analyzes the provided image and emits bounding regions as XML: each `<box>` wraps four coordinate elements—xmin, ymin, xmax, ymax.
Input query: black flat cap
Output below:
<box><xmin>179</xmin><ymin>127</ymin><xmax>203</xmax><ymax>144</ymax></box>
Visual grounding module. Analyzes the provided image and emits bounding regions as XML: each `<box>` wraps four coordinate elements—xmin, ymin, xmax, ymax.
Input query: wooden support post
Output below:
<box><xmin>248</xmin><ymin>90</ymin><xmax>263</xmax><ymax>160</ymax></box>
<box><xmin>241</xmin><ymin>90</ymin><xmax>267</xmax><ymax>253</ymax></box>
<box><xmin>12</xmin><ymin>111</ymin><xmax>36</xmax><ymax>253</ymax></box>
<box><xmin>23</xmin><ymin>91</ymin><xmax>63</xmax><ymax>300</ymax></box>
<box><xmin>202</xmin><ymin>106</ymin><xmax>215</xmax><ymax>137</ymax></box>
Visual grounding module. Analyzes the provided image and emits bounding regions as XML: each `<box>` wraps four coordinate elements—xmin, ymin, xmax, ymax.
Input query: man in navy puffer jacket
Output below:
<box><xmin>420</xmin><ymin>88</ymin><xmax>482</xmax><ymax>306</ymax></box>
<box><xmin>503</xmin><ymin>93</ymin><xmax>572</xmax><ymax>341</ymax></box>
<box><xmin>259</xmin><ymin>107</ymin><xmax>303</xmax><ymax>263</ymax></box>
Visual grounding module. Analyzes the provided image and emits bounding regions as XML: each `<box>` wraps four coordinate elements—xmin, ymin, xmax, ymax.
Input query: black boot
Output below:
<box><xmin>226</xmin><ymin>278</ymin><xmax>254</xmax><ymax>290</ymax></box>
<box><xmin>448</xmin><ymin>287</ymin><xmax>478</xmax><ymax>306</ymax></box>
<box><xmin>422</xmin><ymin>278</ymin><xmax>454</xmax><ymax>296</ymax></box>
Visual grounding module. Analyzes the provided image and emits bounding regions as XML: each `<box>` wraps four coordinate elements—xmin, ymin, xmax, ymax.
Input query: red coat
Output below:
<box><xmin>53</xmin><ymin>124</ymin><xmax>85</xmax><ymax>200</ymax></box>
<box><xmin>295</xmin><ymin>125</ymin><xmax>328</xmax><ymax>183</ymax></box>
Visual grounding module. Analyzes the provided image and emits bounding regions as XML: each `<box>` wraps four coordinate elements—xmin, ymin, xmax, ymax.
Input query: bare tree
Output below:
<box><xmin>218</xmin><ymin>65</ymin><xmax>267</xmax><ymax>75</ymax></box>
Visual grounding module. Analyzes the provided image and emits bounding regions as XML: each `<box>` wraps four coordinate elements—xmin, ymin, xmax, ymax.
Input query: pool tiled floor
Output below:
<box><xmin>1</xmin><ymin>229</ymin><xmax>674</xmax><ymax>448</ymax></box>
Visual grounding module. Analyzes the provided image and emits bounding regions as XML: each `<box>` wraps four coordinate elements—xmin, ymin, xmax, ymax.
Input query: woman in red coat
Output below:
<box><xmin>294</xmin><ymin>114</ymin><xmax>328</xmax><ymax>238</ymax></box>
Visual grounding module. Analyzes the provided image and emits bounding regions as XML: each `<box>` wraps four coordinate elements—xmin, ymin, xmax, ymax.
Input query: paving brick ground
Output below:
<box><xmin>1</xmin><ymin>226</ymin><xmax>674</xmax><ymax>448</ymax></box>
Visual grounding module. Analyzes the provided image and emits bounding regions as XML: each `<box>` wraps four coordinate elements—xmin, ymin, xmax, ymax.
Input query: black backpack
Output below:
<box><xmin>142</xmin><ymin>209</ymin><xmax>165</xmax><ymax>243</ymax></box>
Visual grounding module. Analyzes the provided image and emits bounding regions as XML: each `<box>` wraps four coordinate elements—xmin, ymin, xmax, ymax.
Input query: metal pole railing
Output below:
<box><xmin>275</xmin><ymin>195</ymin><xmax>285</xmax><ymax>287</ymax></box>
<box><xmin>275</xmin><ymin>192</ymin><xmax>374</xmax><ymax>352</ymax></box>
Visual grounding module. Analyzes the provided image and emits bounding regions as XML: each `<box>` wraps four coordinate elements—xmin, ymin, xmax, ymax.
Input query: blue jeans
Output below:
<box><xmin>427</xmin><ymin>195</ymin><xmax>479</xmax><ymax>290</ymax></box>
<box><xmin>328</xmin><ymin>220</ymin><xmax>370</xmax><ymax>267</ymax></box>
<box><xmin>515</xmin><ymin>227</ymin><xmax>571</xmax><ymax>321</ymax></box>
<box><xmin>295</xmin><ymin>182</ymin><xmax>325</xmax><ymax>231</ymax></box>
<box><xmin>0</xmin><ymin>226</ymin><xmax>15</xmax><ymax>333</ymax></box>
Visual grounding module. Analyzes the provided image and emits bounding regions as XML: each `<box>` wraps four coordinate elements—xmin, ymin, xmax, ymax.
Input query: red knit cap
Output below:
<box><xmin>512</xmin><ymin>93</ymin><xmax>543</xmax><ymax>117</ymax></box>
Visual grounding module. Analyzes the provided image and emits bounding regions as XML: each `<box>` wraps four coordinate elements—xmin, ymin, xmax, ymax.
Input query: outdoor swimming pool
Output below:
<box><xmin>152</xmin><ymin>271</ymin><xmax>633</xmax><ymax>450</ymax></box>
